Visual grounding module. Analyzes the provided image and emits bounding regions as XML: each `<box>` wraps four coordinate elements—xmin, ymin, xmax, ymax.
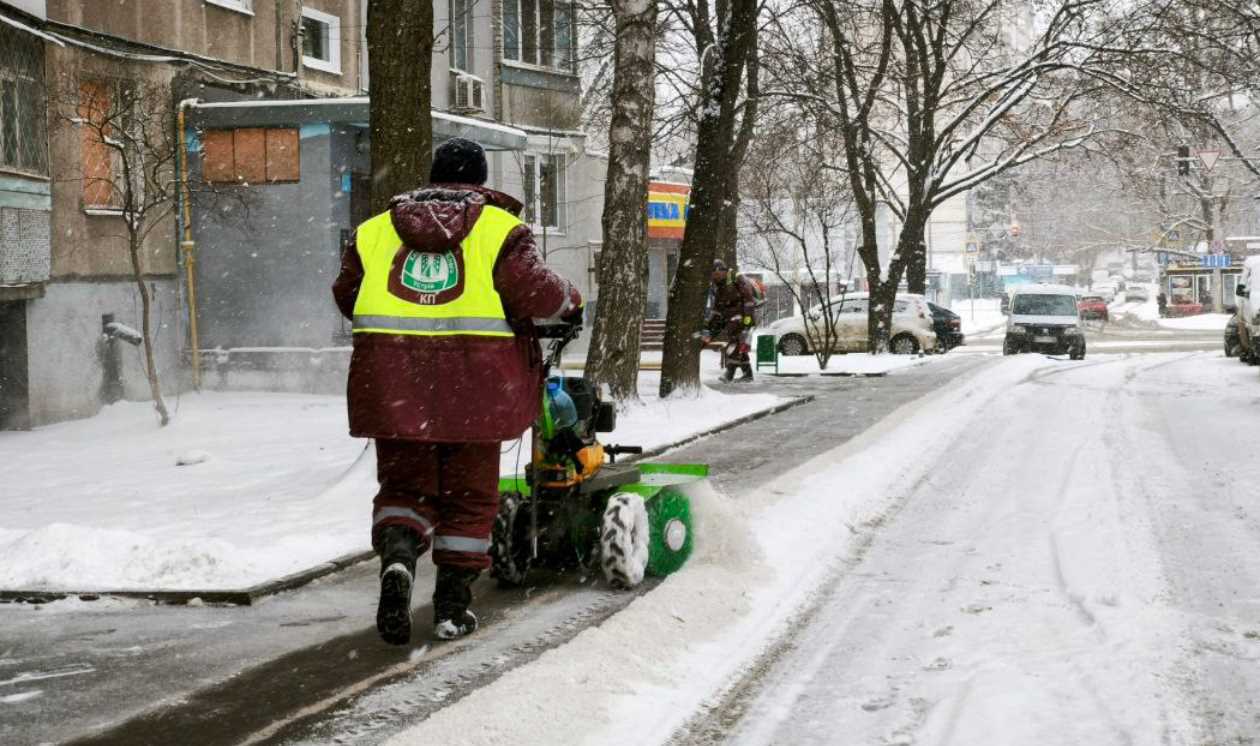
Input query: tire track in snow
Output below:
<box><xmin>699</xmin><ymin>354</ymin><xmax>1198</xmax><ymax>745</ymax></box>
<box><xmin>1112</xmin><ymin>352</ymin><xmax>1260</xmax><ymax>743</ymax></box>
<box><xmin>663</xmin><ymin>467</ymin><xmax>943</xmax><ymax>746</ymax></box>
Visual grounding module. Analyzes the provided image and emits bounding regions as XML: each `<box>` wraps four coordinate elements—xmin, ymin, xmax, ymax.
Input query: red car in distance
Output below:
<box><xmin>1078</xmin><ymin>295</ymin><xmax>1109</xmax><ymax>321</ymax></box>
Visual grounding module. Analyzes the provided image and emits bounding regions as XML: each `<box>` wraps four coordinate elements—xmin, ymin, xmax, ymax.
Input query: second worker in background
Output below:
<box><xmin>703</xmin><ymin>260</ymin><xmax>759</xmax><ymax>383</ymax></box>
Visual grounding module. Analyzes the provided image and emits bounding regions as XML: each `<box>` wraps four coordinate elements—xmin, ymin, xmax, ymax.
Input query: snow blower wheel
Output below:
<box><xmin>491</xmin><ymin>492</ymin><xmax>533</xmax><ymax>587</ymax></box>
<box><xmin>600</xmin><ymin>492</ymin><xmax>651</xmax><ymax>589</ymax></box>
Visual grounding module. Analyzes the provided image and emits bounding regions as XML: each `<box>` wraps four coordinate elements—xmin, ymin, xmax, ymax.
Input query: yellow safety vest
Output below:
<box><xmin>351</xmin><ymin>205</ymin><xmax>521</xmax><ymax>337</ymax></box>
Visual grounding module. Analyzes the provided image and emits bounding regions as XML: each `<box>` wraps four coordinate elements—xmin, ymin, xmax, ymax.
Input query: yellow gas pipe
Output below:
<box><xmin>177</xmin><ymin>100</ymin><xmax>201</xmax><ymax>390</ymax></box>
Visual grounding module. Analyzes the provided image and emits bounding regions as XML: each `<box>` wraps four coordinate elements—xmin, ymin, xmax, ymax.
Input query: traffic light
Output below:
<box><xmin>1177</xmin><ymin>145</ymin><xmax>1190</xmax><ymax>176</ymax></box>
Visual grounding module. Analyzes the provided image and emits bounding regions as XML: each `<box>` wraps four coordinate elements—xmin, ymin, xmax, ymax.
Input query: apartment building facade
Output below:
<box><xmin>0</xmin><ymin>0</ymin><xmax>606</xmax><ymax>423</ymax></box>
<box><xmin>182</xmin><ymin>0</ymin><xmax>604</xmax><ymax>390</ymax></box>
<box><xmin>0</xmin><ymin>0</ymin><xmax>366</xmax><ymax>428</ymax></box>
<box><xmin>0</xmin><ymin>2</ymin><xmax>51</xmax><ymax>430</ymax></box>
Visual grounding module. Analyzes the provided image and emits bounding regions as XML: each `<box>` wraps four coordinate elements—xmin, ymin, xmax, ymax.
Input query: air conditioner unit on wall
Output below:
<box><xmin>451</xmin><ymin>73</ymin><xmax>486</xmax><ymax>114</ymax></box>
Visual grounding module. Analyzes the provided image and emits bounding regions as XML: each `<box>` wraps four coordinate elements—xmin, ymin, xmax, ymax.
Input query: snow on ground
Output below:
<box><xmin>389</xmin><ymin>352</ymin><xmax>1250</xmax><ymax>745</ymax></box>
<box><xmin>384</xmin><ymin>357</ymin><xmax>1048</xmax><ymax>746</ymax></box>
<box><xmin>952</xmin><ymin>297</ymin><xmax>1006</xmax><ymax>336</ymax></box>
<box><xmin>763</xmin><ymin>351</ymin><xmax>937</xmax><ymax>376</ymax></box>
<box><xmin>1123</xmin><ymin>293</ymin><xmax>1162</xmax><ymax>322</ymax></box>
<box><xmin>1156</xmin><ymin>312</ymin><xmax>1231</xmax><ymax>331</ymax></box>
<box><xmin>0</xmin><ymin>377</ymin><xmax>782</xmax><ymax>591</ymax></box>
<box><xmin>1114</xmin><ymin>291</ymin><xmax>1229</xmax><ymax>331</ymax></box>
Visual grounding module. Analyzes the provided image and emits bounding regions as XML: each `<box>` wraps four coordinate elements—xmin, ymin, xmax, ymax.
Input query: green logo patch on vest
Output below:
<box><xmin>401</xmin><ymin>251</ymin><xmax>459</xmax><ymax>293</ymax></box>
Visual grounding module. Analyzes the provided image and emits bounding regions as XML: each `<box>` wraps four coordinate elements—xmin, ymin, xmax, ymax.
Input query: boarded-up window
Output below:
<box><xmin>202</xmin><ymin>127</ymin><xmax>301</xmax><ymax>184</ymax></box>
<box><xmin>79</xmin><ymin>81</ymin><xmax>119</xmax><ymax>208</ymax></box>
<box><xmin>264</xmin><ymin>128</ymin><xmax>299</xmax><ymax>181</ymax></box>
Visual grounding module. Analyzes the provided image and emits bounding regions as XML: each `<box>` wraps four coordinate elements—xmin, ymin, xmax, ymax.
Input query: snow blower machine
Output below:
<box><xmin>490</xmin><ymin>321</ymin><xmax>708</xmax><ymax>589</ymax></box>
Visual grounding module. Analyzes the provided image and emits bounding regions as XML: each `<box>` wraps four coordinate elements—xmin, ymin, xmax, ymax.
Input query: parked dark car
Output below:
<box><xmin>1226</xmin><ymin>315</ymin><xmax>1241</xmax><ymax>358</ymax></box>
<box><xmin>927</xmin><ymin>302</ymin><xmax>965</xmax><ymax>351</ymax></box>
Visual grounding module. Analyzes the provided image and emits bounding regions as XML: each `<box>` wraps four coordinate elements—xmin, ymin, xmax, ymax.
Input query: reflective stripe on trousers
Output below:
<box><xmin>373</xmin><ymin>506</ymin><xmax>435</xmax><ymax>535</ymax></box>
<box><xmin>353</xmin><ymin>315</ymin><xmax>513</xmax><ymax>335</ymax></box>
<box><xmin>433</xmin><ymin>535</ymin><xmax>492</xmax><ymax>553</ymax></box>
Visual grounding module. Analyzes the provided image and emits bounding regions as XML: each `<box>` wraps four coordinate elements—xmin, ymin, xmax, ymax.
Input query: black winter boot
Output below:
<box><xmin>375</xmin><ymin>526</ymin><xmax>420</xmax><ymax>646</ymax></box>
<box><xmin>737</xmin><ymin>364</ymin><xmax>754</xmax><ymax>382</ymax></box>
<box><xmin>721</xmin><ymin>365</ymin><xmax>737</xmax><ymax>383</ymax></box>
<box><xmin>433</xmin><ymin>566</ymin><xmax>480</xmax><ymax>640</ymax></box>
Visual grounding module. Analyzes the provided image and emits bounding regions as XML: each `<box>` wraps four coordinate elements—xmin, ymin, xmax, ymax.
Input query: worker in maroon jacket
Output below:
<box><xmin>703</xmin><ymin>260</ymin><xmax>759</xmax><ymax>382</ymax></box>
<box><xmin>333</xmin><ymin>138</ymin><xmax>582</xmax><ymax>645</ymax></box>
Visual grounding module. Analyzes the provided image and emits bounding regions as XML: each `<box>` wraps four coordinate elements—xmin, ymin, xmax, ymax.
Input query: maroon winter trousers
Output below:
<box><xmin>371</xmin><ymin>439</ymin><xmax>501</xmax><ymax>571</ymax></box>
<box><xmin>723</xmin><ymin>320</ymin><xmax>752</xmax><ymax>365</ymax></box>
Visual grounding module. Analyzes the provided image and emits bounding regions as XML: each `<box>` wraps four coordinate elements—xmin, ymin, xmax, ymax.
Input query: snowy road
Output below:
<box><xmin>685</xmin><ymin>352</ymin><xmax>1260</xmax><ymax>745</ymax></box>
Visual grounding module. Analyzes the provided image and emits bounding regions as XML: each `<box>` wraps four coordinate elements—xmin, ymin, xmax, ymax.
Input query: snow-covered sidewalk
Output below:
<box><xmin>1112</xmin><ymin>293</ymin><xmax>1230</xmax><ymax>331</ymax></box>
<box><xmin>953</xmin><ymin>297</ymin><xmax>1007</xmax><ymax>337</ymax></box>
<box><xmin>1154</xmin><ymin>312</ymin><xmax>1231</xmax><ymax>331</ymax></box>
<box><xmin>0</xmin><ymin>379</ymin><xmax>783</xmax><ymax>592</ymax></box>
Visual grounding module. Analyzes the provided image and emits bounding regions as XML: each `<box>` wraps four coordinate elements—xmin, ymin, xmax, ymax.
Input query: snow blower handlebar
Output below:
<box><xmin>604</xmin><ymin>444</ymin><xmax>643</xmax><ymax>464</ymax></box>
<box><xmin>535</xmin><ymin>319</ymin><xmax>582</xmax><ymax>375</ymax></box>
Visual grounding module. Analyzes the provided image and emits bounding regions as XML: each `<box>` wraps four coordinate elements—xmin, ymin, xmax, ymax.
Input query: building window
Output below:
<box><xmin>301</xmin><ymin>8</ymin><xmax>341</xmax><ymax>75</ymax></box>
<box><xmin>78</xmin><ymin>81</ymin><xmax>121</xmax><ymax>209</ymax></box>
<box><xmin>522</xmin><ymin>152</ymin><xmax>565</xmax><ymax>230</ymax></box>
<box><xmin>450</xmin><ymin>0</ymin><xmax>474</xmax><ymax>72</ymax></box>
<box><xmin>202</xmin><ymin>128</ymin><xmax>300</xmax><ymax>184</ymax></box>
<box><xmin>204</xmin><ymin>0</ymin><xmax>253</xmax><ymax>14</ymax></box>
<box><xmin>502</xmin><ymin>0</ymin><xmax>574</xmax><ymax>72</ymax></box>
<box><xmin>0</xmin><ymin>25</ymin><xmax>48</xmax><ymax>176</ymax></box>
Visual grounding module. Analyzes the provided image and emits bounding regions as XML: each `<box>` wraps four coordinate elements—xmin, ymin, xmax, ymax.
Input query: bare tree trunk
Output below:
<box><xmin>584</xmin><ymin>0</ymin><xmax>657</xmax><ymax>402</ymax></box>
<box><xmin>905</xmin><ymin>229</ymin><xmax>927</xmax><ymax>294</ymax></box>
<box><xmin>367</xmin><ymin>0</ymin><xmax>434</xmax><ymax>214</ymax></box>
<box><xmin>129</xmin><ymin>239</ymin><xmax>170</xmax><ymax>426</ymax></box>
<box><xmin>715</xmin><ymin>192</ymin><xmax>740</xmax><ymax>269</ymax></box>
<box><xmin>718</xmin><ymin>48</ymin><xmax>759</xmax><ymax>271</ymax></box>
<box><xmin>659</xmin><ymin>0</ymin><xmax>759</xmax><ymax>397</ymax></box>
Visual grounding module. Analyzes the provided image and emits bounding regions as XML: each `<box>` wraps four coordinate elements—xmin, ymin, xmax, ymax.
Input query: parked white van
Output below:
<box><xmin>1233</xmin><ymin>257</ymin><xmax>1260</xmax><ymax>362</ymax></box>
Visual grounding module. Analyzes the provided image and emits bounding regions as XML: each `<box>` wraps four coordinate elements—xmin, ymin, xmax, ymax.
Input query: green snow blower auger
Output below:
<box><xmin>491</xmin><ymin>321</ymin><xmax>708</xmax><ymax>590</ymax></box>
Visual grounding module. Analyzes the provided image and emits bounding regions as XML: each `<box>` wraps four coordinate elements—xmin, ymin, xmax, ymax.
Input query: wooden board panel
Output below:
<box><xmin>201</xmin><ymin>129</ymin><xmax>236</xmax><ymax>184</ymax></box>
<box><xmin>232</xmin><ymin>127</ymin><xmax>267</xmax><ymax>185</ymax></box>
<box><xmin>264</xmin><ymin>128</ymin><xmax>300</xmax><ymax>182</ymax></box>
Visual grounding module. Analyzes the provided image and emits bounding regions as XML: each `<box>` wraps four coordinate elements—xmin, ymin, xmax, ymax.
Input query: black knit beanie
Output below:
<box><xmin>430</xmin><ymin>137</ymin><xmax>488</xmax><ymax>186</ymax></box>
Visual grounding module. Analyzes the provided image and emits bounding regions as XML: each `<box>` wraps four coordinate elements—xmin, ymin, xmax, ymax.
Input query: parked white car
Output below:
<box><xmin>1091</xmin><ymin>282</ymin><xmax>1118</xmax><ymax>303</ymax></box>
<box><xmin>767</xmin><ymin>292</ymin><xmax>939</xmax><ymax>356</ymax></box>
<box><xmin>1125</xmin><ymin>284</ymin><xmax>1150</xmax><ymax>303</ymax></box>
<box><xmin>1234</xmin><ymin>257</ymin><xmax>1260</xmax><ymax>362</ymax></box>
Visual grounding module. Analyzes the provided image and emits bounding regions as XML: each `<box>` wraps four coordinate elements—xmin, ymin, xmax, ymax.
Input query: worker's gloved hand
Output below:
<box><xmin>561</xmin><ymin>304</ymin><xmax>585</xmax><ymax>327</ymax></box>
<box><xmin>548</xmin><ymin>428</ymin><xmax>587</xmax><ymax>471</ymax></box>
<box><xmin>741</xmin><ymin>315</ymin><xmax>754</xmax><ymax>327</ymax></box>
<box><xmin>700</xmin><ymin>334</ymin><xmax>712</xmax><ymax>345</ymax></box>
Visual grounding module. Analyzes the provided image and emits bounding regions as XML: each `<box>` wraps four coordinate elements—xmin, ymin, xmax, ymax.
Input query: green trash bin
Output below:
<box><xmin>755</xmin><ymin>334</ymin><xmax>778</xmax><ymax>374</ymax></box>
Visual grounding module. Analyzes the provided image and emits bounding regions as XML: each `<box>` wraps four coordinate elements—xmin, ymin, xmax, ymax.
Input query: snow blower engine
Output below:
<box><xmin>490</xmin><ymin>320</ymin><xmax>708</xmax><ymax>589</ymax></box>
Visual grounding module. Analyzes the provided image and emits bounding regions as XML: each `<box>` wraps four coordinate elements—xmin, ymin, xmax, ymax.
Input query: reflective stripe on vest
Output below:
<box><xmin>353</xmin><ymin>315</ymin><xmax>513</xmax><ymax>334</ymax></box>
<box><xmin>351</xmin><ymin>204</ymin><xmax>521</xmax><ymax>338</ymax></box>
